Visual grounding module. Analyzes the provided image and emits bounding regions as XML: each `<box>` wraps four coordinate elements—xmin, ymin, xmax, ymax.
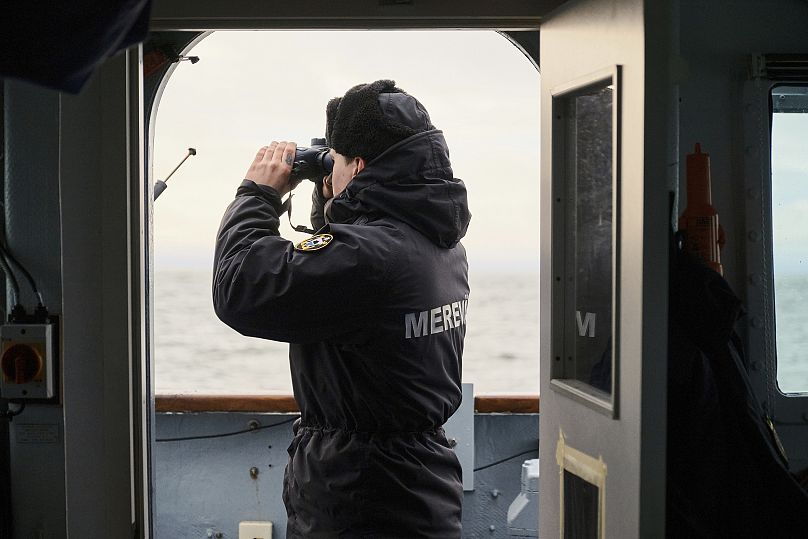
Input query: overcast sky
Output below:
<box><xmin>151</xmin><ymin>30</ymin><xmax>541</xmax><ymax>273</ymax></box>
<box><xmin>771</xmin><ymin>113</ymin><xmax>808</xmax><ymax>276</ymax></box>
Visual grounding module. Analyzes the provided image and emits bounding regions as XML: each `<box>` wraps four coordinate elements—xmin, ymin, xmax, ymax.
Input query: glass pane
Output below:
<box><xmin>563</xmin><ymin>470</ymin><xmax>599</xmax><ymax>539</ymax></box>
<box><xmin>771</xmin><ymin>85</ymin><xmax>808</xmax><ymax>394</ymax></box>
<box><xmin>557</xmin><ymin>81</ymin><xmax>614</xmax><ymax>396</ymax></box>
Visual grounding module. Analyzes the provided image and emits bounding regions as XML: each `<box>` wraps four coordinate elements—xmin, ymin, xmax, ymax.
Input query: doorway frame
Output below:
<box><xmin>127</xmin><ymin>2</ymin><xmax>563</xmax><ymax>536</ymax></box>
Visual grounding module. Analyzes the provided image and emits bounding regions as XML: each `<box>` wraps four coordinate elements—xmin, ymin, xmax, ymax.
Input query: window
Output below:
<box><xmin>771</xmin><ymin>84</ymin><xmax>808</xmax><ymax>394</ymax></box>
<box><xmin>550</xmin><ymin>67</ymin><xmax>620</xmax><ymax>414</ymax></box>
<box><xmin>152</xmin><ymin>30</ymin><xmax>540</xmax><ymax>395</ymax></box>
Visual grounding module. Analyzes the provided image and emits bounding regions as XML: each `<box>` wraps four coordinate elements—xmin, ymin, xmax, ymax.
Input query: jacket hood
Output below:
<box><xmin>327</xmin><ymin>129</ymin><xmax>471</xmax><ymax>248</ymax></box>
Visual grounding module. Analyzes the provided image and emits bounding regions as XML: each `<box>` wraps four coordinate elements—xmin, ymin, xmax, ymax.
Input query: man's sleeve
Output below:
<box><xmin>213</xmin><ymin>180</ymin><xmax>393</xmax><ymax>344</ymax></box>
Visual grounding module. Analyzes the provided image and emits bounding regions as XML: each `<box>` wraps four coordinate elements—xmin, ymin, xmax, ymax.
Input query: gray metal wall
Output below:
<box><xmin>3</xmin><ymin>51</ymin><xmax>140</xmax><ymax>539</ymax></box>
<box><xmin>679</xmin><ymin>0</ymin><xmax>808</xmax><ymax>290</ymax></box>
<box><xmin>678</xmin><ymin>0</ymin><xmax>808</xmax><ymax>470</ymax></box>
<box><xmin>538</xmin><ymin>1</ymin><xmax>672</xmax><ymax>536</ymax></box>
<box><xmin>154</xmin><ymin>413</ymin><xmax>539</xmax><ymax>539</ymax></box>
<box><xmin>3</xmin><ymin>79</ymin><xmax>66</xmax><ymax>539</ymax></box>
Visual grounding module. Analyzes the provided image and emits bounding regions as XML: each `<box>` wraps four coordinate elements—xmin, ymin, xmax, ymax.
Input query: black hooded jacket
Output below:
<box><xmin>213</xmin><ymin>120</ymin><xmax>471</xmax><ymax>537</ymax></box>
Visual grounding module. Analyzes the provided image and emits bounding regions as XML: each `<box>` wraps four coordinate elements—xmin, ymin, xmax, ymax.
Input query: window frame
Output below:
<box><xmin>549</xmin><ymin>65</ymin><xmax>622</xmax><ymax>418</ymax></box>
<box><xmin>743</xmin><ymin>75</ymin><xmax>808</xmax><ymax>427</ymax></box>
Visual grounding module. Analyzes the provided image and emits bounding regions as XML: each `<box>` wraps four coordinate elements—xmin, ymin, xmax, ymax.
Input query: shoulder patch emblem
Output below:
<box><xmin>295</xmin><ymin>233</ymin><xmax>334</xmax><ymax>252</ymax></box>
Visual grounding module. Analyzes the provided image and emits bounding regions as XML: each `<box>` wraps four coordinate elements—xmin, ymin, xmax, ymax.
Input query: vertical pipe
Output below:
<box><xmin>0</xmin><ymin>404</ymin><xmax>11</xmax><ymax>539</ymax></box>
<box><xmin>0</xmin><ymin>82</ymin><xmax>13</xmax><ymax>539</ymax></box>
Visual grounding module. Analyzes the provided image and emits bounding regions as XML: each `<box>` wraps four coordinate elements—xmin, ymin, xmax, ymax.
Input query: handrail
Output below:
<box><xmin>154</xmin><ymin>394</ymin><xmax>539</xmax><ymax>414</ymax></box>
<box><xmin>474</xmin><ymin>395</ymin><xmax>540</xmax><ymax>414</ymax></box>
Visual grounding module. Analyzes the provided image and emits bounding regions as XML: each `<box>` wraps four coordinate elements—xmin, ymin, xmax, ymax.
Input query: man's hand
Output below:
<box><xmin>245</xmin><ymin>141</ymin><xmax>299</xmax><ymax>196</ymax></box>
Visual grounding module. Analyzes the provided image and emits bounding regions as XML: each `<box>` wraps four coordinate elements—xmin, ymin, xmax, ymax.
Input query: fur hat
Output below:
<box><xmin>326</xmin><ymin>79</ymin><xmax>434</xmax><ymax>163</ymax></box>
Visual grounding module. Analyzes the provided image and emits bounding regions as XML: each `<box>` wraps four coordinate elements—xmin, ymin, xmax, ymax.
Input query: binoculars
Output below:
<box><xmin>290</xmin><ymin>138</ymin><xmax>334</xmax><ymax>183</ymax></box>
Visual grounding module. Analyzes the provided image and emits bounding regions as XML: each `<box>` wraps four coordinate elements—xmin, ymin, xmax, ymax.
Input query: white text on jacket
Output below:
<box><xmin>404</xmin><ymin>299</ymin><xmax>468</xmax><ymax>339</ymax></box>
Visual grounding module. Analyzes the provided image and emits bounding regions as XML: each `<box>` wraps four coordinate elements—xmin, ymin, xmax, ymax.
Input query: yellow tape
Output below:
<box><xmin>556</xmin><ymin>430</ymin><xmax>608</xmax><ymax>538</ymax></box>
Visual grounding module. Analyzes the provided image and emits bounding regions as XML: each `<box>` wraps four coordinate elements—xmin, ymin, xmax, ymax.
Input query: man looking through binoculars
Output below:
<box><xmin>213</xmin><ymin>80</ymin><xmax>471</xmax><ymax>538</ymax></box>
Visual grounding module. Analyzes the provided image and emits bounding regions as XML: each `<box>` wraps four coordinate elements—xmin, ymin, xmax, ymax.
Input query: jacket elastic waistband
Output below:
<box><xmin>295</xmin><ymin>421</ymin><xmax>445</xmax><ymax>437</ymax></box>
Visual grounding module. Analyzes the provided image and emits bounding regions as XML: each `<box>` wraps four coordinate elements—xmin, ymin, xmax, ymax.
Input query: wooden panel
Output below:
<box><xmin>155</xmin><ymin>394</ymin><xmax>300</xmax><ymax>413</ymax></box>
<box><xmin>474</xmin><ymin>395</ymin><xmax>540</xmax><ymax>413</ymax></box>
<box><xmin>155</xmin><ymin>394</ymin><xmax>539</xmax><ymax>414</ymax></box>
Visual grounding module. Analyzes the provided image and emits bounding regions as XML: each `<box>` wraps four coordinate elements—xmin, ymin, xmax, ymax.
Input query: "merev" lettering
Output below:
<box><xmin>405</xmin><ymin>299</ymin><xmax>468</xmax><ymax>339</ymax></box>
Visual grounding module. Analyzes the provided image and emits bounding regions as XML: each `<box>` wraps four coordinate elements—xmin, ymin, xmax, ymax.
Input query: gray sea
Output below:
<box><xmin>153</xmin><ymin>271</ymin><xmax>808</xmax><ymax>395</ymax></box>
<box><xmin>154</xmin><ymin>270</ymin><xmax>540</xmax><ymax>394</ymax></box>
<box><xmin>774</xmin><ymin>275</ymin><xmax>808</xmax><ymax>394</ymax></box>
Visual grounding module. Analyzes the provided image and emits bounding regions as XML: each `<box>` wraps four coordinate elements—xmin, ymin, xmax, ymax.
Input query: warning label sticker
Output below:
<box><xmin>16</xmin><ymin>423</ymin><xmax>60</xmax><ymax>444</ymax></box>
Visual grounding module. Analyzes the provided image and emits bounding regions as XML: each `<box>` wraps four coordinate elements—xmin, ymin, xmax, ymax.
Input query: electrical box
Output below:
<box><xmin>239</xmin><ymin>521</ymin><xmax>273</xmax><ymax>539</ymax></box>
<box><xmin>0</xmin><ymin>322</ymin><xmax>56</xmax><ymax>399</ymax></box>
